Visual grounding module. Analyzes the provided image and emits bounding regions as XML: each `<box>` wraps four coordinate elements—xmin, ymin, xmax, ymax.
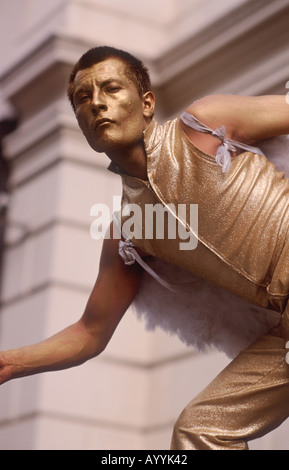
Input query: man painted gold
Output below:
<box><xmin>1</xmin><ymin>46</ymin><xmax>289</xmax><ymax>450</ymax></box>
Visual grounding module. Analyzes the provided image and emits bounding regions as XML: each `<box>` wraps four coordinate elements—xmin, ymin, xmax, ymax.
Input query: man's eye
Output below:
<box><xmin>80</xmin><ymin>95</ymin><xmax>90</xmax><ymax>102</ymax></box>
<box><xmin>75</xmin><ymin>95</ymin><xmax>90</xmax><ymax>105</ymax></box>
<box><xmin>107</xmin><ymin>86</ymin><xmax>121</xmax><ymax>93</ymax></box>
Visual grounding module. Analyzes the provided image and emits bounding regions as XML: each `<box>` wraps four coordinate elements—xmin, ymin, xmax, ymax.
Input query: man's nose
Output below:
<box><xmin>91</xmin><ymin>91</ymin><xmax>107</xmax><ymax>115</ymax></box>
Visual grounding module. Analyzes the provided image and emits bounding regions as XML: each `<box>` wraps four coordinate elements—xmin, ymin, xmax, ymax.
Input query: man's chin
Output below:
<box><xmin>89</xmin><ymin>137</ymin><xmax>121</xmax><ymax>155</ymax></box>
<box><xmin>87</xmin><ymin>130</ymin><xmax>137</xmax><ymax>155</ymax></box>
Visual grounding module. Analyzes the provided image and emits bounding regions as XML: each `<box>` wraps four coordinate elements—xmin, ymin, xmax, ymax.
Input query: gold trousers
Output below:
<box><xmin>171</xmin><ymin>305</ymin><xmax>289</xmax><ymax>450</ymax></box>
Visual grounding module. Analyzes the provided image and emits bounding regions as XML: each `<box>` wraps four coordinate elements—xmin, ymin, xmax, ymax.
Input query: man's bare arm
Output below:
<box><xmin>0</xmin><ymin>233</ymin><xmax>142</xmax><ymax>385</ymax></box>
<box><xmin>184</xmin><ymin>94</ymin><xmax>289</xmax><ymax>150</ymax></box>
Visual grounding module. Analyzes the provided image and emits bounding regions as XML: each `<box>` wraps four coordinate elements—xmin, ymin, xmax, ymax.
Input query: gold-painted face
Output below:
<box><xmin>73</xmin><ymin>58</ymin><xmax>154</xmax><ymax>157</ymax></box>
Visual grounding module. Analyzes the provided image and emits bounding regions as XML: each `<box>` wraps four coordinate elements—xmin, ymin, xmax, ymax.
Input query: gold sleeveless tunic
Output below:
<box><xmin>110</xmin><ymin>117</ymin><xmax>289</xmax><ymax>314</ymax></box>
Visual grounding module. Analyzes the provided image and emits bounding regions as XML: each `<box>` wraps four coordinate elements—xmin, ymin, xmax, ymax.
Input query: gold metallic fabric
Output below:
<box><xmin>108</xmin><ymin>117</ymin><xmax>289</xmax><ymax>450</ymax></box>
<box><xmin>170</xmin><ymin>316</ymin><xmax>289</xmax><ymax>450</ymax></box>
<box><xmin>116</xmin><ymin>118</ymin><xmax>289</xmax><ymax>314</ymax></box>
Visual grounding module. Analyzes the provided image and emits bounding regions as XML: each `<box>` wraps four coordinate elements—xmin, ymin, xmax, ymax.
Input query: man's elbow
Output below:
<box><xmin>73</xmin><ymin>318</ymin><xmax>109</xmax><ymax>363</ymax></box>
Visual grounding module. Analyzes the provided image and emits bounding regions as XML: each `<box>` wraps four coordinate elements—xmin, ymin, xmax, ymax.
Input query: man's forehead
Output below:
<box><xmin>74</xmin><ymin>58</ymin><xmax>128</xmax><ymax>87</ymax></box>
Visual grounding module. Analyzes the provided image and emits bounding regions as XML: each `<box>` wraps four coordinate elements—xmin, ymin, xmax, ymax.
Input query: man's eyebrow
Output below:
<box><xmin>74</xmin><ymin>86</ymin><xmax>91</xmax><ymax>97</ymax></box>
<box><xmin>100</xmin><ymin>78</ymin><xmax>123</xmax><ymax>87</ymax></box>
<box><xmin>73</xmin><ymin>77</ymin><xmax>125</xmax><ymax>100</ymax></box>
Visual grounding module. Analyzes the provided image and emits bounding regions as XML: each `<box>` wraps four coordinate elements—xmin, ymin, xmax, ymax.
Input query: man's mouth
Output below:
<box><xmin>95</xmin><ymin>118</ymin><xmax>113</xmax><ymax>129</ymax></box>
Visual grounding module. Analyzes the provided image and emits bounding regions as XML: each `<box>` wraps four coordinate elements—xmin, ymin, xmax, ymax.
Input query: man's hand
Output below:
<box><xmin>0</xmin><ymin>227</ymin><xmax>143</xmax><ymax>384</ymax></box>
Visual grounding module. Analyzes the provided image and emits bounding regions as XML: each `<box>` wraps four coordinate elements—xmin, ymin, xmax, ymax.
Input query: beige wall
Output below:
<box><xmin>0</xmin><ymin>0</ymin><xmax>289</xmax><ymax>450</ymax></box>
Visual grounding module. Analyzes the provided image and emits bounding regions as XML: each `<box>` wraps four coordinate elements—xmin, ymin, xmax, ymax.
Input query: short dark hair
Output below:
<box><xmin>67</xmin><ymin>46</ymin><xmax>152</xmax><ymax>110</ymax></box>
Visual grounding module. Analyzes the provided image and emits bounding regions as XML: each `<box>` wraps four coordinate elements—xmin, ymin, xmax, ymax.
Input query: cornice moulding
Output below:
<box><xmin>1</xmin><ymin>0</ymin><xmax>289</xmax><ymax>101</ymax></box>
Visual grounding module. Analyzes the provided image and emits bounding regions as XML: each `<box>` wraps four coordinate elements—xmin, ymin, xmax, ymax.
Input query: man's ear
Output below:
<box><xmin>142</xmin><ymin>91</ymin><xmax>156</xmax><ymax>119</ymax></box>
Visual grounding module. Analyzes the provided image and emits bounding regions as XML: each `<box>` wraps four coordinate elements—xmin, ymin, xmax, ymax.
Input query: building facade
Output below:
<box><xmin>0</xmin><ymin>0</ymin><xmax>289</xmax><ymax>450</ymax></box>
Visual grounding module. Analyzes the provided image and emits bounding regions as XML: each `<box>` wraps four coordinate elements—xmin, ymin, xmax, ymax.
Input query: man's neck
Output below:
<box><xmin>108</xmin><ymin>140</ymin><xmax>148</xmax><ymax>180</ymax></box>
